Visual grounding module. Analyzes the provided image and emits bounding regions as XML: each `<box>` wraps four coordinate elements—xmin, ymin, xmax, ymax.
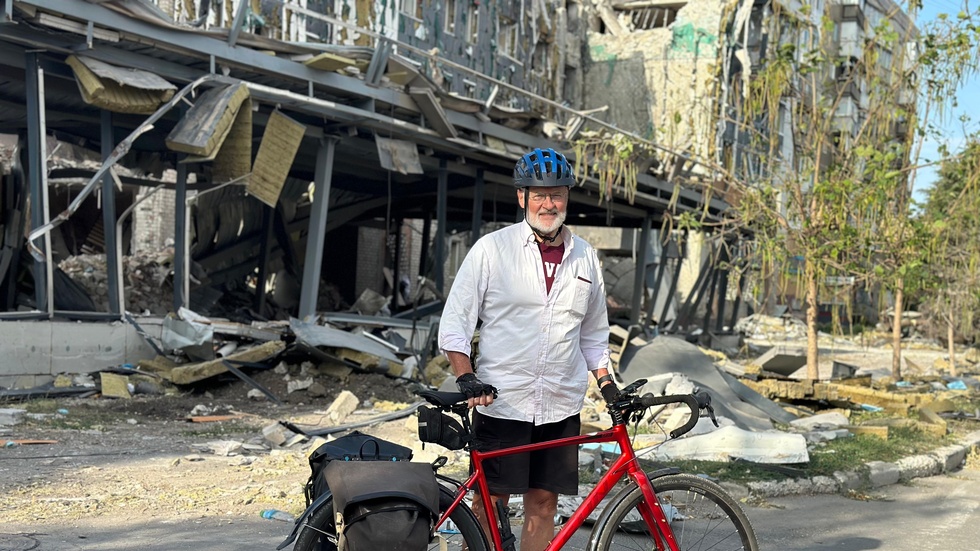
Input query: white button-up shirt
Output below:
<box><xmin>439</xmin><ymin>221</ymin><xmax>610</xmax><ymax>425</ymax></box>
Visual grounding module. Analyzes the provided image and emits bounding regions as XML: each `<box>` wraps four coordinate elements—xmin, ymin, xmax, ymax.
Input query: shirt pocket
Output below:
<box><xmin>570</xmin><ymin>276</ymin><xmax>591</xmax><ymax>318</ymax></box>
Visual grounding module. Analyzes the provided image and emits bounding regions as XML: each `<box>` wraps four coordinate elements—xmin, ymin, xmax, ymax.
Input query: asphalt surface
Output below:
<box><xmin>6</xmin><ymin>467</ymin><xmax>980</xmax><ymax>551</ymax></box>
<box><xmin>5</xmin><ymin>430</ymin><xmax>979</xmax><ymax>550</ymax></box>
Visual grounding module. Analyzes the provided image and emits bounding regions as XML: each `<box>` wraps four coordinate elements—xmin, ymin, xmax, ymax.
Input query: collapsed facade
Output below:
<box><xmin>0</xmin><ymin>0</ymin><xmax>914</xmax><ymax>388</ymax></box>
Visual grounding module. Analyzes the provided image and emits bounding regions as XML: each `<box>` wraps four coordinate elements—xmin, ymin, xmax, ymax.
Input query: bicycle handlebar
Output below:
<box><xmin>418</xmin><ymin>380</ymin><xmax>718</xmax><ymax>440</ymax></box>
<box><xmin>635</xmin><ymin>393</ymin><xmax>702</xmax><ymax>439</ymax></box>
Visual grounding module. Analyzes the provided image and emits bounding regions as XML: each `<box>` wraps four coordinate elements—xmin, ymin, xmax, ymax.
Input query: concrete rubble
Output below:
<box><xmin>640</xmin><ymin>425</ymin><xmax>809</xmax><ymax>464</ymax></box>
<box><xmin>59</xmin><ymin>251</ymin><xmax>176</xmax><ymax>315</ymax></box>
<box><xmin>3</xmin><ymin>300</ymin><xmax>979</xmax><ymax>509</ymax></box>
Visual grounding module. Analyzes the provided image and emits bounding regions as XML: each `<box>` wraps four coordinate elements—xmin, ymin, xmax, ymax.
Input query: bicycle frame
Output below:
<box><xmin>437</xmin><ymin>422</ymin><xmax>679</xmax><ymax>551</ymax></box>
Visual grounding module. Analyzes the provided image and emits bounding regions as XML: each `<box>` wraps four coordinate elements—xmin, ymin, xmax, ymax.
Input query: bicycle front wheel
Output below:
<box><xmin>291</xmin><ymin>485</ymin><xmax>489</xmax><ymax>551</ymax></box>
<box><xmin>589</xmin><ymin>473</ymin><xmax>758</xmax><ymax>551</ymax></box>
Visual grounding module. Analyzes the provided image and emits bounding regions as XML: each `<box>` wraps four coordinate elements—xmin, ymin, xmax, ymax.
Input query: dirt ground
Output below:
<box><xmin>0</xmin><ymin>369</ymin><xmax>436</xmax><ymax>539</ymax></box>
<box><xmin>0</xmin><ymin>336</ymin><xmax>970</xmax><ymax>548</ymax></box>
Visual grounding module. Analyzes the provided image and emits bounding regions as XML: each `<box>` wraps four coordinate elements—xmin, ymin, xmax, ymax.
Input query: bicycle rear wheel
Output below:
<box><xmin>291</xmin><ymin>485</ymin><xmax>489</xmax><ymax>551</ymax></box>
<box><xmin>589</xmin><ymin>473</ymin><xmax>758</xmax><ymax>551</ymax></box>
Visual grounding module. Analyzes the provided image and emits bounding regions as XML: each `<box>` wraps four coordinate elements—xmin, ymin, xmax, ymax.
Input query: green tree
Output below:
<box><xmin>719</xmin><ymin>2</ymin><xmax>980</xmax><ymax>380</ymax></box>
<box><xmin>885</xmin><ymin>5</ymin><xmax>980</xmax><ymax>377</ymax></box>
<box><xmin>919</xmin><ymin>137</ymin><xmax>980</xmax><ymax>374</ymax></box>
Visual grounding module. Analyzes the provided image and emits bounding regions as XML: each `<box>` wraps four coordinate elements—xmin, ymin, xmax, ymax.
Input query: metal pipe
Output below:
<box><xmin>435</xmin><ymin>159</ymin><xmax>448</xmax><ymax>294</ymax></box>
<box><xmin>629</xmin><ymin>215</ymin><xmax>653</xmax><ymax>326</ymax></box>
<box><xmin>298</xmin><ymin>137</ymin><xmax>338</xmax><ymax>320</ymax></box>
<box><xmin>114</xmin><ymin>182</ymin><xmax>165</xmax><ymax>317</ymax></box>
<box><xmin>173</xmin><ymin>162</ymin><xmax>189</xmax><ymax>312</ymax></box>
<box><xmin>26</xmin><ymin>74</ymin><xmax>220</xmax><ymax>261</ymax></box>
<box><xmin>101</xmin><ymin>110</ymin><xmax>120</xmax><ymax>315</ymax></box>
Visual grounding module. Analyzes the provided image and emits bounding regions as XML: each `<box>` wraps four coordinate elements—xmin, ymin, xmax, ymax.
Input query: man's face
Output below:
<box><xmin>519</xmin><ymin>186</ymin><xmax>568</xmax><ymax>236</ymax></box>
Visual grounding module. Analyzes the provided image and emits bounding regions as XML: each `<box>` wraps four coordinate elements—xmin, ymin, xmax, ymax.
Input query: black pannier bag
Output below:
<box><xmin>324</xmin><ymin>460</ymin><xmax>439</xmax><ymax>551</ymax></box>
<box><xmin>305</xmin><ymin>430</ymin><xmax>413</xmax><ymax>507</ymax></box>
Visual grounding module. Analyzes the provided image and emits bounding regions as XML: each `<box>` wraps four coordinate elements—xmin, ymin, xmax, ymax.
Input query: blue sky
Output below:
<box><xmin>912</xmin><ymin>1</ymin><xmax>980</xmax><ymax>202</ymax></box>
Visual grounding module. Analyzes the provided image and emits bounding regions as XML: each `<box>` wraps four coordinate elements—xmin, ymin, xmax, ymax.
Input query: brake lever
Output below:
<box><xmin>694</xmin><ymin>390</ymin><xmax>720</xmax><ymax>428</ymax></box>
<box><xmin>705</xmin><ymin>403</ymin><xmax>719</xmax><ymax>427</ymax></box>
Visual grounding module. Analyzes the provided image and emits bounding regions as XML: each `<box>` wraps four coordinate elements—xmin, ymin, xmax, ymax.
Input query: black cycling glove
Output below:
<box><xmin>600</xmin><ymin>382</ymin><xmax>621</xmax><ymax>405</ymax></box>
<box><xmin>456</xmin><ymin>372</ymin><xmax>498</xmax><ymax>399</ymax></box>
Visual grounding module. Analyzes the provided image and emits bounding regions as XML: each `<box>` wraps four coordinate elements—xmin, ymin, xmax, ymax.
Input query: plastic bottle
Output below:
<box><xmin>438</xmin><ymin>518</ymin><xmax>459</xmax><ymax>534</ymax></box>
<box><xmin>260</xmin><ymin>509</ymin><xmax>295</xmax><ymax>522</ymax></box>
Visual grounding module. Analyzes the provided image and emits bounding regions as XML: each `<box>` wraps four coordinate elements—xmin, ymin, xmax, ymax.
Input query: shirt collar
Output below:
<box><xmin>520</xmin><ymin>220</ymin><xmax>573</xmax><ymax>251</ymax></box>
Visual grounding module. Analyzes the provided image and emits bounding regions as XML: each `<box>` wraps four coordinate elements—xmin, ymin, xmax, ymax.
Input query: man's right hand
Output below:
<box><xmin>455</xmin><ymin>373</ymin><xmax>498</xmax><ymax>408</ymax></box>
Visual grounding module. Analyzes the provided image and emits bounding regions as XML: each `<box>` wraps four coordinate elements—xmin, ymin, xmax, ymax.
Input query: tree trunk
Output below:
<box><xmin>806</xmin><ymin>267</ymin><xmax>820</xmax><ymax>380</ymax></box>
<box><xmin>891</xmin><ymin>282</ymin><xmax>904</xmax><ymax>380</ymax></box>
<box><xmin>947</xmin><ymin>310</ymin><xmax>958</xmax><ymax>377</ymax></box>
<box><xmin>762</xmin><ymin>274</ymin><xmax>773</xmax><ymax>316</ymax></box>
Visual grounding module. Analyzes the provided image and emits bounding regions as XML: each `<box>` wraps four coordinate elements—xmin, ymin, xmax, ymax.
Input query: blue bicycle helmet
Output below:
<box><xmin>514</xmin><ymin>148</ymin><xmax>575</xmax><ymax>188</ymax></box>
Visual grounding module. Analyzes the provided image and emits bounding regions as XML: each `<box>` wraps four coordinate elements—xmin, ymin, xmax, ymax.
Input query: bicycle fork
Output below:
<box><xmin>629</xmin><ymin>468</ymin><xmax>679</xmax><ymax>551</ymax></box>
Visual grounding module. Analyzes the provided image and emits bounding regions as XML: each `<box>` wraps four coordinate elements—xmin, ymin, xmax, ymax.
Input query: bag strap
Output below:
<box><xmin>343</xmin><ymin>504</ymin><xmax>420</xmax><ymax>529</ymax></box>
<box><xmin>358</xmin><ymin>439</ymin><xmax>382</xmax><ymax>461</ymax></box>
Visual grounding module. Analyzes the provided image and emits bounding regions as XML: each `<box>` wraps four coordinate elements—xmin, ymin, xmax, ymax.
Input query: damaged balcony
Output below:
<box><xmin>0</xmin><ymin>0</ymin><xmax>730</xmax><ymax>388</ymax></box>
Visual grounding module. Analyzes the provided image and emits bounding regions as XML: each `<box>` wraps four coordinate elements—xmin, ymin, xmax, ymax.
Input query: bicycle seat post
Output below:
<box><xmin>451</xmin><ymin>404</ymin><xmax>472</xmax><ymax>437</ymax></box>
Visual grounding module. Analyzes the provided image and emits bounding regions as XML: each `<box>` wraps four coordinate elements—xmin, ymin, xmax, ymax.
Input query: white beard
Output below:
<box><xmin>528</xmin><ymin>208</ymin><xmax>566</xmax><ymax>236</ymax></box>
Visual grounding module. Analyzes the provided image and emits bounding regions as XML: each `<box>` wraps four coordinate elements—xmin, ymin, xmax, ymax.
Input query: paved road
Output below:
<box><xmin>4</xmin><ymin>468</ymin><xmax>979</xmax><ymax>550</ymax></box>
<box><xmin>748</xmin><ymin>467</ymin><xmax>980</xmax><ymax>551</ymax></box>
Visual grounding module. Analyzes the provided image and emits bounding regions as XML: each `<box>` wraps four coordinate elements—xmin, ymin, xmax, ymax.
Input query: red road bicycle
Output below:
<box><xmin>284</xmin><ymin>378</ymin><xmax>759</xmax><ymax>551</ymax></box>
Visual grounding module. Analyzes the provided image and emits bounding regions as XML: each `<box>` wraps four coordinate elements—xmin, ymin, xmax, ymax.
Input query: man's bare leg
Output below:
<box><xmin>521</xmin><ymin>488</ymin><xmax>558</xmax><ymax>551</ymax></box>
<box><xmin>469</xmin><ymin>491</ymin><xmax>509</xmax><ymax>550</ymax></box>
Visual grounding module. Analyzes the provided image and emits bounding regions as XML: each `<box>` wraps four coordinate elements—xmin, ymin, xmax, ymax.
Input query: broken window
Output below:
<box><xmin>399</xmin><ymin>0</ymin><xmax>426</xmax><ymax>39</ymax></box>
<box><xmin>498</xmin><ymin>16</ymin><xmax>517</xmax><ymax>57</ymax></box>
<box><xmin>445</xmin><ymin>0</ymin><xmax>457</xmax><ymax>34</ymax></box>
<box><xmin>625</xmin><ymin>7</ymin><xmax>677</xmax><ymax>31</ymax></box>
<box><xmin>467</xmin><ymin>5</ymin><xmax>480</xmax><ymax>44</ymax></box>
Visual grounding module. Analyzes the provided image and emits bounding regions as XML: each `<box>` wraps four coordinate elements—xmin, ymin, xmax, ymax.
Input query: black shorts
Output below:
<box><xmin>471</xmin><ymin>411</ymin><xmax>581</xmax><ymax>496</ymax></box>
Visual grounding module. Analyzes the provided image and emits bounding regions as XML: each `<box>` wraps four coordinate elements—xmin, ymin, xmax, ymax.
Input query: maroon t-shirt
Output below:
<box><xmin>538</xmin><ymin>242</ymin><xmax>565</xmax><ymax>294</ymax></box>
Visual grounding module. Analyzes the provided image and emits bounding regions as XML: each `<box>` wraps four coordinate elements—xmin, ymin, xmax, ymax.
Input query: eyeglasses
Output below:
<box><xmin>526</xmin><ymin>192</ymin><xmax>568</xmax><ymax>204</ymax></box>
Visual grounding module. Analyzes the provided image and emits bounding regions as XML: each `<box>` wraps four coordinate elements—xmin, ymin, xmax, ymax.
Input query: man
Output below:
<box><xmin>438</xmin><ymin>147</ymin><xmax>620</xmax><ymax>551</ymax></box>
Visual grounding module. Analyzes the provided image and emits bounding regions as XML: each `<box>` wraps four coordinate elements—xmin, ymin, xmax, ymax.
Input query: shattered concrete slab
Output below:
<box><xmin>639</xmin><ymin>425</ymin><xmax>810</xmax><ymax>464</ymax></box>
<box><xmin>0</xmin><ymin>408</ymin><xmax>26</xmax><ymax>426</ymax></box>
<box><xmin>168</xmin><ymin>340</ymin><xmax>286</xmax><ymax>385</ymax></box>
<box><xmin>753</xmin><ymin>345</ymin><xmax>807</xmax><ymax>377</ymax></box>
<box><xmin>619</xmin><ymin>336</ymin><xmax>793</xmax><ymax>431</ymax></box>
<box><xmin>789</xmin><ymin>412</ymin><xmax>850</xmax><ymax>431</ymax></box>
<box><xmin>290</xmin><ymin>317</ymin><xmax>401</xmax><ymax>364</ymax></box>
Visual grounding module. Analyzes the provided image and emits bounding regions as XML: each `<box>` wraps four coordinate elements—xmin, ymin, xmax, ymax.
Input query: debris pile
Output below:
<box><xmin>734</xmin><ymin>313</ymin><xmax>808</xmax><ymax>341</ymax></box>
<box><xmin>59</xmin><ymin>250</ymin><xmax>176</xmax><ymax>314</ymax></box>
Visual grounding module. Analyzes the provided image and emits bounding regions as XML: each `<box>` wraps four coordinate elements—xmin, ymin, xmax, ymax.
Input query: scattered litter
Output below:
<box><xmin>189</xmin><ymin>405</ymin><xmax>215</xmax><ymax>416</ymax></box>
<box><xmin>260</xmin><ymin>509</ymin><xmax>295</xmax><ymax>522</ymax></box>
<box><xmin>187</xmin><ymin>414</ymin><xmax>247</xmax><ymax>423</ymax></box>
<box><xmin>195</xmin><ymin>440</ymin><xmax>245</xmax><ymax>456</ymax></box>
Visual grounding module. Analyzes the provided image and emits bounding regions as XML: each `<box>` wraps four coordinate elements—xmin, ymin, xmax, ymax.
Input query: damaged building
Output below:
<box><xmin>0</xmin><ymin>0</ymin><xmax>915</xmax><ymax>390</ymax></box>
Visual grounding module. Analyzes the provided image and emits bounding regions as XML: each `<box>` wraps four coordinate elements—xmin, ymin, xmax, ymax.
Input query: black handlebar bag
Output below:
<box><xmin>324</xmin><ymin>460</ymin><xmax>440</xmax><ymax>551</ymax></box>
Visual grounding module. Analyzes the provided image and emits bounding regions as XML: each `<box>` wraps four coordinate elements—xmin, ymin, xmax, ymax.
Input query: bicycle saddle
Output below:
<box><xmin>417</xmin><ymin>389</ymin><xmax>467</xmax><ymax>407</ymax></box>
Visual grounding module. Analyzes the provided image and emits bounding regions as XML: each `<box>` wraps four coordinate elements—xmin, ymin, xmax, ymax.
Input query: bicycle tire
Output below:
<box><xmin>291</xmin><ymin>485</ymin><xmax>489</xmax><ymax>551</ymax></box>
<box><xmin>588</xmin><ymin>473</ymin><xmax>758</xmax><ymax>551</ymax></box>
